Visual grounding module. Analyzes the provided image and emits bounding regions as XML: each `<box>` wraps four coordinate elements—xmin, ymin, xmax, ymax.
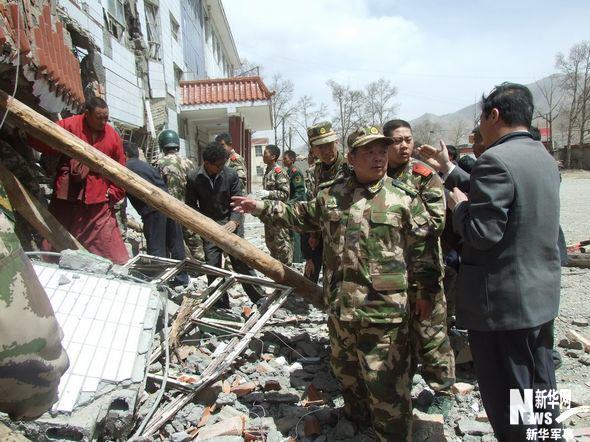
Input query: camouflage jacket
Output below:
<box><xmin>262</xmin><ymin>163</ymin><xmax>290</xmax><ymax>202</ymax></box>
<box><xmin>287</xmin><ymin>166</ymin><xmax>306</xmax><ymax>203</ymax></box>
<box><xmin>304</xmin><ymin>164</ymin><xmax>317</xmax><ymax>200</ymax></box>
<box><xmin>226</xmin><ymin>149</ymin><xmax>247</xmax><ymax>190</ymax></box>
<box><xmin>312</xmin><ymin>151</ymin><xmax>349</xmax><ymax>196</ymax></box>
<box><xmin>388</xmin><ymin>159</ymin><xmax>446</xmax><ymax>235</ymax></box>
<box><xmin>157</xmin><ymin>152</ymin><xmax>188</xmax><ymax>201</ymax></box>
<box><xmin>0</xmin><ymin>186</ymin><xmax>69</xmax><ymax>419</ymax></box>
<box><xmin>255</xmin><ymin>174</ymin><xmax>441</xmax><ymax>323</ymax></box>
<box><xmin>389</xmin><ymin>159</ymin><xmax>446</xmax><ymax>302</ymax></box>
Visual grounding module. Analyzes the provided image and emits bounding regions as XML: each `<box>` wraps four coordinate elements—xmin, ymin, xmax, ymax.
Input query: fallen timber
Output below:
<box><xmin>0</xmin><ymin>90</ymin><xmax>323</xmax><ymax>307</ymax></box>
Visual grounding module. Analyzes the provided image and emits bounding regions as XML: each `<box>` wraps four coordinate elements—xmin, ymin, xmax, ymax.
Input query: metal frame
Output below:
<box><xmin>125</xmin><ymin>254</ymin><xmax>295</xmax><ymax>437</ymax></box>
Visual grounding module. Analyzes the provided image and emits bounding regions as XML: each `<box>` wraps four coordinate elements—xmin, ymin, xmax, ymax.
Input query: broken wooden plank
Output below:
<box><xmin>0</xmin><ymin>162</ymin><xmax>84</xmax><ymax>251</ymax></box>
<box><xmin>0</xmin><ymin>91</ymin><xmax>323</xmax><ymax>308</ymax></box>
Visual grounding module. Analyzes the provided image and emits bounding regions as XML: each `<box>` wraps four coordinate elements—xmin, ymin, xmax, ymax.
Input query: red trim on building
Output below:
<box><xmin>180</xmin><ymin>76</ymin><xmax>272</xmax><ymax>106</ymax></box>
<box><xmin>0</xmin><ymin>3</ymin><xmax>84</xmax><ymax>108</ymax></box>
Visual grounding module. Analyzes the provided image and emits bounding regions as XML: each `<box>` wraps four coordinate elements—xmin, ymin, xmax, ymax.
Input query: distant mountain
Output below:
<box><xmin>410</xmin><ymin>74</ymin><xmax>568</xmax><ymax>145</ymax></box>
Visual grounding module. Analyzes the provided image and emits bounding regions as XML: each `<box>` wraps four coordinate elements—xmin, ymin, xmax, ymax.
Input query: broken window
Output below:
<box><xmin>145</xmin><ymin>2</ymin><xmax>161</xmax><ymax>61</ymax></box>
<box><xmin>106</xmin><ymin>0</ymin><xmax>126</xmax><ymax>42</ymax></box>
<box><xmin>170</xmin><ymin>14</ymin><xmax>180</xmax><ymax>42</ymax></box>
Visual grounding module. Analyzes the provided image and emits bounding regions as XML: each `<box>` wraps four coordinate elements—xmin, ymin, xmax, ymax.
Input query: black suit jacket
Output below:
<box><xmin>446</xmin><ymin>132</ymin><xmax>561</xmax><ymax>331</ymax></box>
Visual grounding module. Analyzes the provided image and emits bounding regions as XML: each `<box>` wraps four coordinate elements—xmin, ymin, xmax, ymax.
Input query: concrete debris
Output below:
<box><xmin>566</xmin><ymin>329</ymin><xmax>590</xmax><ymax>352</ymax></box>
<box><xmin>59</xmin><ymin>249</ymin><xmax>113</xmax><ymax>274</ymax></box>
<box><xmin>451</xmin><ymin>382</ymin><xmax>475</xmax><ymax>396</ymax></box>
<box><xmin>572</xmin><ymin>317</ymin><xmax>589</xmax><ymax>327</ymax></box>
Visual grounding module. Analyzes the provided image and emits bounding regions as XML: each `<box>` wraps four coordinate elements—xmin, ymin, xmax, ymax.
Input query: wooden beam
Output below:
<box><xmin>0</xmin><ymin>163</ymin><xmax>84</xmax><ymax>251</ymax></box>
<box><xmin>0</xmin><ymin>92</ymin><xmax>322</xmax><ymax>307</ymax></box>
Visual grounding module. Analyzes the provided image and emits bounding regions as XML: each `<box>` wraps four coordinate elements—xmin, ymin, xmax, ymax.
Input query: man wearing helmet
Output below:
<box><xmin>156</xmin><ymin>129</ymin><xmax>204</xmax><ymax>261</ymax></box>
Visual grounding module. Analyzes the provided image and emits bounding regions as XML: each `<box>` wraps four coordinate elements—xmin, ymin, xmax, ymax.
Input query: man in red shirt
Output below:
<box><xmin>30</xmin><ymin>97</ymin><xmax>129</xmax><ymax>264</ymax></box>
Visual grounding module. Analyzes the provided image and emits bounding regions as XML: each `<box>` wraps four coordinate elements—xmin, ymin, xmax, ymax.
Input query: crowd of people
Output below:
<box><xmin>0</xmin><ymin>82</ymin><xmax>565</xmax><ymax>441</ymax></box>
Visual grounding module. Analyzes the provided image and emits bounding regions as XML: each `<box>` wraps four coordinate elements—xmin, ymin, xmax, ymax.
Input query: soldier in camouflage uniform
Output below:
<box><xmin>282</xmin><ymin>150</ymin><xmax>306</xmax><ymax>263</ymax></box>
<box><xmin>256</xmin><ymin>144</ymin><xmax>292</xmax><ymax>265</ymax></box>
<box><xmin>156</xmin><ymin>129</ymin><xmax>205</xmax><ymax>261</ymax></box>
<box><xmin>304</xmin><ymin>122</ymin><xmax>350</xmax><ymax>282</ymax></box>
<box><xmin>216</xmin><ymin>133</ymin><xmax>247</xmax><ymax>190</ymax></box>
<box><xmin>233</xmin><ymin>126</ymin><xmax>442</xmax><ymax>441</ymax></box>
<box><xmin>384</xmin><ymin>119</ymin><xmax>455</xmax><ymax>396</ymax></box>
<box><xmin>0</xmin><ymin>182</ymin><xmax>69</xmax><ymax>420</ymax></box>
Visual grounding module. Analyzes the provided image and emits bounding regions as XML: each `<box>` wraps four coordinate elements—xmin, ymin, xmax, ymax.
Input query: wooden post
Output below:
<box><xmin>0</xmin><ymin>92</ymin><xmax>322</xmax><ymax>306</ymax></box>
<box><xmin>0</xmin><ymin>163</ymin><xmax>85</xmax><ymax>251</ymax></box>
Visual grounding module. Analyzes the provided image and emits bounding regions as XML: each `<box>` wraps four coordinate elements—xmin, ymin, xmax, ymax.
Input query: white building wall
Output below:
<box><xmin>103</xmin><ymin>39</ymin><xmax>144</xmax><ymax>127</ymax></box>
<box><xmin>57</xmin><ymin>0</ymin><xmax>103</xmax><ymax>52</ymax></box>
<box><xmin>157</xmin><ymin>0</ymin><xmax>185</xmax><ymax>99</ymax></box>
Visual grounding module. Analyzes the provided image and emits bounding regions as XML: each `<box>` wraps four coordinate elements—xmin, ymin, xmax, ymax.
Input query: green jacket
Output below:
<box><xmin>287</xmin><ymin>166</ymin><xmax>306</xmax><ymax>203</ymax></box>
<box><xmin>255</xmin><ymin>174</ymin><xmax>441</xmax><ymax>323</ymax></box>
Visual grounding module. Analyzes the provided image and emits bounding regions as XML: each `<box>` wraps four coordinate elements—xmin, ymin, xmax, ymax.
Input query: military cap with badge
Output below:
<box><xmin>347</xmin><ymin>125</ymin><xmax>393</xmax><ymax>151</ymax></box>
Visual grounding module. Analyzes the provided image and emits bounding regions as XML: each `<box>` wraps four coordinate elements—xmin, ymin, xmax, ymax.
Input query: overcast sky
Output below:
<box><xmin>223</xmin><ymin>0</ymin><xmax>589</xmax><ymax>123</ymax></box>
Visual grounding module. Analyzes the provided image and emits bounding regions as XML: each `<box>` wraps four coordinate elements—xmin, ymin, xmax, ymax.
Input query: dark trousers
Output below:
<box><xmin>202</xmin><ymin>238</ymin><xmax>263</xmax><ymax>308</ymax></box>
<box><xmin>468</xmin><ymin>320</ymin><xmax>562</xmax><ymax>442</ymax></box>
<box><xmin>143</xmin><ymin>210</ymin><xmax>189</xmax><ymax>285</ymax></box>
<box><xmin>301</xmin><ymin>232</ymin><xmax>323</xmax><ymax>283</ymax></box>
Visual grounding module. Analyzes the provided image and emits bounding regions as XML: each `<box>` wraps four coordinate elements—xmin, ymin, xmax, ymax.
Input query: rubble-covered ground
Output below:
<box><xmin>137</xmin><ymin>171</ymin><xmax>590</xmax><ymax>442</ymax></box>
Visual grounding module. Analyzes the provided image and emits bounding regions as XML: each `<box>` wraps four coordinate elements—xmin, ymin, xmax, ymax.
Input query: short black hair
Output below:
<box><xmin>458</xmin><ymin>155</ymin><xmax>476</xmax><ymax>173</ymax></box>
<box><xmin>481</xmin><ymin>82</ymin><xmax>533</xmax><ymax>128</ymax></box>
<box><xmin>265</xmin><ymin>144</ymin><xmax>280</xmax><ymax>161</ymax></box>
<box><xmin>382</xmin><ymin>119</ymin><xmax>412</xmax><ymax>137</ymax></box>
<box><xmin>215</xmin><ymin>133</ymin><xmax>232</xmax><ymax>145</ymax></box>
<box><xmin>202</xmin><ymin>141</ymin><xmax>228</xmax><ymax>163</ymax></box>
<box><xmin>124</xmin><ymin>141</ymin><xmax>139</xmax><ymax>158</ymax></box>
<box><xmin>284</xmin><ymin>150</ymin><xmax>297</xmax><ymax>161</ymax></box>
<box><xmin>85</xmin><ymin>96</ymin><xmax>108</xmax><ymax>113</ymax></box>
<box><xmin>529</xmin><ymin>126</ymin><xmax>541</xmax><ymax>141</ymax></box>
<box><xmin>446</xmin><ymin>144</ymin><xmax>458</xmax><ymax>161</ymax></box>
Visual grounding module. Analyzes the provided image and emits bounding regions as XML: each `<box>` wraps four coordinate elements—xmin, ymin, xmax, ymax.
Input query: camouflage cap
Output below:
<box><xmin>347</xmin><ymin>125</ymin><xmax>393</xmax><ymax>151</ymax></box>
<box><xmin>307</xmin><ymin>121</ymin><xmax>338</xmax><ymax>146</ymax></box>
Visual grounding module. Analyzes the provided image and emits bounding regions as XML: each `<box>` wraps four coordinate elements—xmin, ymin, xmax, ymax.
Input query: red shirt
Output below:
<box><xmin>30</xmin><ymin>114</ymin><xmax>126</xmax><ymax>204</ymax></box>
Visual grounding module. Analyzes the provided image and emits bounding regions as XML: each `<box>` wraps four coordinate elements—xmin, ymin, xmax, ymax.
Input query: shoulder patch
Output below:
<box><xmin>291</xmin><ymin>167</ymin><xmax>297</xmax><ymax>173</ymax></box>
<box><xmin>412</xmin><ymin>162</ymin><xmax>433</xmax><ymax>178</ymax></box>
<box><xmin>274</xmin><ymin>166</ymin><xmax>282</xmax><ymax>173</ymax></box>
<box><xmin>230</xmin><ymin>155</ymin><xmax>238</xmax><ymax>161</ymax></box>
<box><xmin>391</xmin><ymin>178</ymin><xmax>418</xmax><ymax>197</ymax></box>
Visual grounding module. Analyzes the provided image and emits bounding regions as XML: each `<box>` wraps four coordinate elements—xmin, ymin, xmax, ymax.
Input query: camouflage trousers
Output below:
<box><xmin>328</xmin><ymin>314</ymin><xmax>412</xmax><ymax>441</ymax></box>
<box><xmin>0</xmin><ymin>210</ymin><xmax>69</xmax><ymax>419</ymax></box>
<box><xmin>264</xmin><ymin>224</ymin><xmax>292</xmax><ymax>266</ymax></box>
<box><xmin>409</xmin><ymin>289</ymin><xmax>456</xmax><ymax>391</ymax></box>
<box><xmin>183</xmin><ymin>228</ymin><xmax>205</xmax><ymax>261</ymax></box>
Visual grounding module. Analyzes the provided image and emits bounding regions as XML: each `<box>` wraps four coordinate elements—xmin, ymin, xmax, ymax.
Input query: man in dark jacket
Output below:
<box><xmin>186</xmin><ymin>142</ymin><xmax>263</xmax><ymax>307</ymax></box>
<box><xmin>419</xmin><ymin>83</ymin><xmax>562</xmax><ymax>441</ymax></box>
<box><xmin>123</xmin><ymin>141</ymin><xmax>188</xmax><ymax>285</ymax></box>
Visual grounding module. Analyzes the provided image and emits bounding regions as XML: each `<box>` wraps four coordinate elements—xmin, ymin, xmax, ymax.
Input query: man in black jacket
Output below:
<box><xmin>123</xmin><ymin>141</ymin><xmax>188</xmax><ymax>285</ymax></box>
<box><xmin>419</xmin><ymin>83</ymin><xmax>562</xmax><ymax>441</ymax></box>
<box><xmin>186</xmin><ymin>142</ymin><xmax>263</xmax><ymax>307</ymax></box>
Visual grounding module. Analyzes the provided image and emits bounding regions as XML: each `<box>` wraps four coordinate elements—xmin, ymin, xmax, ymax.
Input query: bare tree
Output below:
<box><xmin>291</xmin><ymin>95</ymin><xmax>328</xmax><ymax>146</ymax></box>
<box><xmin>327</xmin><ymin>80</ymin><xmax>364</xmax><ymax>150</ymax></box>
<box><xmin>235</xmin><ymin>58</ymin><xmax>260</xmax><ymax>77</ymax></box>
<box><xmin>412</xmin><ymin>119</ymin><xmax>443</xmax><ymax>146</ymax></box>
<box><xmin>447</xmin><ymin>119</ymin><xmax>471</xmax><ymax>146</ymax></box>
<box><xmin>556</xmin><ymin>41</ymin><xmax>590</xmax><ymax>167</ymax></box>
<box><xmin>363</xmin><ymin>78</ymin><xmax>398</xmax><ymax>126</ymax></box>
<box><xmin>269</xmin><ymin>74</ymin><xmax>295</xmax><ymax>150</ymax></box>
<box><xmin>535</xmin><ymin>74</ymin><xmax>563</xmax><ymax>152</ymax></box>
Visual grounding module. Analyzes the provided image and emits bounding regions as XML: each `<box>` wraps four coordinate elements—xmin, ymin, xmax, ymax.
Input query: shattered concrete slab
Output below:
<box><xmin>4</xmin><ymin>263</ymin><xmax>161</xmax><ymax>441</ymax></box>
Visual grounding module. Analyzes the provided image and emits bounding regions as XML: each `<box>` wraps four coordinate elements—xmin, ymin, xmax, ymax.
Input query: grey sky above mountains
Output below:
<box><xmin>224</xmin><ymin>0</ymin><xmax>590</xmax><ymax>121</ymax></box>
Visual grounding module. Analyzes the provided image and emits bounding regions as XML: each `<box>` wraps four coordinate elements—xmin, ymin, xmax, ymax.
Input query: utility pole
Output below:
<box><xmin>281</xmin><ymin>118</ymin><xmax>285</xmax><ymax>154</ymax></box>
